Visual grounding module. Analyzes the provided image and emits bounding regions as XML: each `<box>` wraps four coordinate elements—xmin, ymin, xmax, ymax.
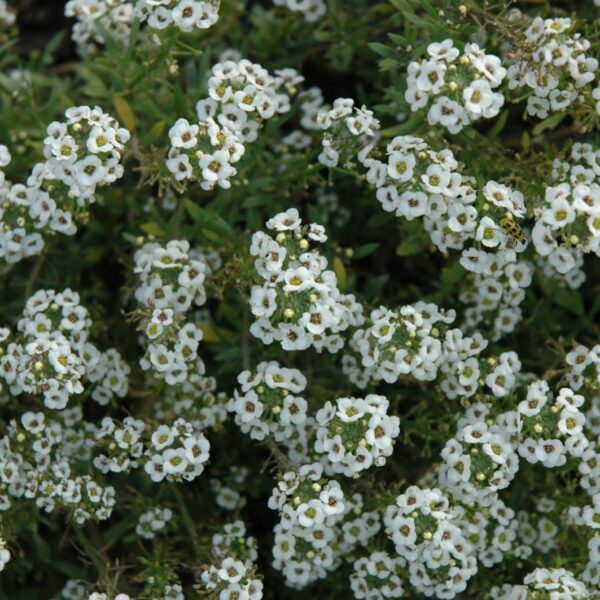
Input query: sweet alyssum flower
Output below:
<box><xmin>532</xmin><ymin>142</ymin><xmax>600</xmax><ymax>277</ymax></box>
<box><xmin>314</xmin><ymin>394</ymin><xmax>400</xmax><ymax>477</ymax></box>
<box><xmin>515</xmin><ymin>380</ymin><xmax>588</xmax><ymax>468</ymax></box>
<box><xmin>272</xmin><ymin>0</ymin><xmax>326</xmax><ymax>23</ymax></box>
<box><xmin>384</xmin><ymin>486</ymin><xmax>477</xmax><ymax>599</ymax></box>
<box><xmin>65</xmin><ymin>1</ymin><xmax>134</xmax><ymax>52</ymax></box>
<box><xmin>229</xmin><ymin>361</ymin><xmax>309</xmax><ymax>442</ymax></box>
<box><xmin>505</xmin><ymin>14</ymin><xmax>598</xmax><ymax>119</ymax></box>
<box><xmin>136</xmin><ymin>0</ymin><xmax>221</xmax><ymax>33</ymax></box>
<box><xmin>0</xmin><ymin>288</ymin><xmax>126</xmax><ymax>410</ymax></box>
<box><xmin>0</xmin><ymin>107</ymin><xmax>128</xmax><ymax>266</ymax></box>
<box><xmin>439</xmin><ymin>417</ymin><xmax>520</xmax><ymax>507</ymax></box>
<box><xmin>167</xmin><ymin>59</ymin><xmax>300</xmax><ymax>191</ymax></box>
<box><xmin>249</xmin><ymin>208</ymin><xmax>363</xmax><ymax>352</ymax></box>
<box><xmin>342</xmin><ymin>301</ymin><xmax>455</xmax><ymax>388</ymax></box>
<box><xmin>199</xmin><ymin>520</ymin><xmax>263</xmax><ymax>599</ymax></box>
<box><xmin>133</xmin><ymin>240</ymin><xmax>209</xmax><ymax>383</ymax></box>
<box><xmin>405</xmin><ymin>39</ymin><xmax>506</xmax><ymax>133</ymax></box>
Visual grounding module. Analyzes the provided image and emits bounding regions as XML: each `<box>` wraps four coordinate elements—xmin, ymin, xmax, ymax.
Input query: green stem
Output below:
<box><xmin>242</xmin><ymin>303</ymin><xmax>250</xmax><ymax>371</ymax></box>
<box><xmin>72</xmin><ymin>523</ymin><xmax>108</xmax><ymax>581</ymax></box>
<box><xmin>24</xmin><ymin>251</ymin><xmax>46</xmax><ymax>299</ymax></box>
<box><xmin>170</xmin><ymin>485</ymin><xmax>199</xmax><ymax>555</ymax></box>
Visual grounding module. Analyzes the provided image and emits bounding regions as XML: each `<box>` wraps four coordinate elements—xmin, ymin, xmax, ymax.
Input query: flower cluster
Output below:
<box><xmin>314</xmin><ymin>394</ymin><xmax>400</xmax><ymax>477</ymax></box>
<box><xmin>460</xmin><ymin>250</ymin><xmax>532</xmax><ymax>340</ymax></box>
<box><xmin>0</xmin><ymin>0</ymin><xmax>15</xmax><ymax>29</ymax></box>
<box><xmin>65</xmin><ymin>1</ymin><xmax>134</xmax><ymax>52</ymax></box>
<box><xmin>491</xmin><ymin>567</ymin><xmax>589</xmax><ymax>599</ymax></box>
<box><xmin>87</xmin><ymin>348</ymin><xmax>131</xmax><ymax>406</ymax></box>
<box><xmin>153</xmin><ymin>356</ymin><xmax>228</xmax><ymax>431</ymax></box>
<box><xmin>405</xmin><ymin>40</ymin><xmax>506</xmax><ymax>133</ymax></box>
<box><xmin>343</xmin><ymin>302</ymin><xmax>455</xmax><ymax>387</ymax></box>
<box><xmin>136</xmin><ymin>506</ymin><xmax>173</xmax><ymax>539</ymax></box>
<box><xmin>579</xmin><ymin>444</ymin><xmax>600</xmax><ymax>498</ymax></box>
<box><xmin>0</xmin><ymin>162</ymin><xmax>52</xmax><ymax>264</ymax></box>
<box><xmin>316</xmin><ymin>97</ymin><xmax>380</xmax><ymax>168</ymax></box>
<box><xmin>249</xmin><ymin>208</ymin><xmax>363</xmax><ymax>351</ymax></box>
<box><xmin>565</xmin><ymin>342</ymin><xmax>600</xmax><ymax>396</ymax></box>
<box><xmin>350</xmin><ymin>551</ymin><xmax>405</xmax><ymax>600</ymax></box>
<box><xmin>453</xmin><ymin>497</ymin><xmax>526</xmax><ymax>568</ymax></box>
<box><xmin>229</xmin><ymin>361</ymin><xmax>308</xmax><ymax>442</ymax></box>
<box><xmin>268</xmin><ymin>463</ymin><xmax>346</xmax><ymax>530</ymax></box>
<box><xmin>384</xmin><ymin>486</ymin><xmax>477</xmax><ymax>599</ymax></box>
<box><xmin>362</xmin><ymin>135</ymin><xmax>478</xmax><ymax>252</ymax></box>
<box><xmin>0</xmin><ymin>107</ymin><xmax>129</xmax><ymax>265</ymax></box>
<box><xmin>439</xmin><ymin>417</ymin><xmax>519</xmax><ymax>507</ymax></box>
<box><xmin>471</xmin><ymin>180</ymin><xmax>528</xmax><ymax>253</ymax></box>
<box><xmin>135</xmin><ymin>0</ymin><xmax>220</xmax><ymax>32</ymax></box>
<box><xmin>167</xmin><ymin>60</ymin><xmax>299</xmax><ymax>190</ymax></box>
<box><xmin>506</xmin><ymin>15</ymin><xmax>598</xmax><ymax>119</ymax></box>
<box><xmin>93</xmin><ymin>416</ymin><xmax>146</xmax><ymax>474</ymax></box>
<box><xmin>0</xmin><ymin>411</ymin><xmax>116</xmax><ymax>525</ymax></box>
<box><xmin>134</xmin><ymin>240</ymin><xmax>208</xmax><ymax>382</ymax></box>
<box><xmin>516</xmin><ymin>381</ymin><xmax>588</xmax><ymax>468</ymax></box>
<box><xmin>144</xmin><ymin>419</ymin><xmax>210</xmax><ymax>483</ymax></box>
<box><xmin>37</xmin><ymin>105</ymin><xmax>129</xmax><ymax>205</ymax></box>
<box><xmin>440</xmin><ymin>339</ymin><xmax>520</xmax><ymax>403</ymax></box>
<box><xmin>0</xmin><ymin>289</ymin><xmax>94</xmax><ymax>409</ymax></box>
<box><xmin>272</xmin><ymin>0</ymin><xmax>325</xmax><ymax>23</ymax></box>
<box><xmin>532</xmin><ymin>142</ymin><xmax>600</xmax><ymax>275</ymax></box>
<box><xmin>269</xmin><ymin>463</ymin><xmax>345</xmax><ymax>585</ymax></box>
<box><xmin>270</xmin><ymin>470</ymin><xmax>380</xmax><ymax>588</ymax></box>
<box><xmin>199</xmin><ymin>520</ymin><xmax>263</xmax><ymax>599</ymax></box>
<box><xmin>569</xmin><ymin>493</ymin><xmax>600</xmax><ymax>586</ymax></box>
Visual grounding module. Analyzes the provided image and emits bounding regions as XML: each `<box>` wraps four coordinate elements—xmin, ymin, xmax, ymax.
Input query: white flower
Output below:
<box><xmin>388</xmin><ymin>152</ymin><xmax>415</xmax><ymax>182</ymax></box>
<box><xmin>151</xmin><ymin>425</ymin><xmax>174</xmax><ymax>450</ymax></box>
<box><xmin>463</xmin><ymin>79</ymin><xmax>495</xmax><ymax>117</ymax></box>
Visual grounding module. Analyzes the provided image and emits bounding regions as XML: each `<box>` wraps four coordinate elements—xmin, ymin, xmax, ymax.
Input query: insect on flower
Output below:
<box><xmin>499</xmin><ymin>212</ymin><xmax>527</xmax><ymax>247</ymax></box>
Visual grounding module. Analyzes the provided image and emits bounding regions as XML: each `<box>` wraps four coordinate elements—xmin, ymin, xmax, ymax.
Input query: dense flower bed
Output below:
<box><xmin>0</xmin><ymin>1</ymin><xmax>599</xmax><ymax>598</ymax></box>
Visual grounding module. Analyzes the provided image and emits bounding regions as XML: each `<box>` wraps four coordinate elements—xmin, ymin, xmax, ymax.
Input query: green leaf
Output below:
<box><xmin>380</xmin><ymin>116</ymin><xmax>421</xmax><ymax>137</ymax></box>
<box><xmin>365</xmin><ymin>274</ymin><xmax>389</xmax><ymax>298</ymax></box>
<box><xmin>388</xmin><ymin>33</ymin><xmax>408</xmax><ymax>45</ymax></box>
<box><xmin>140</xmin><ymin>222</ymin><xmax>165</xmax><ymax>237</ymax></box>
<box><xmin>40</xmin><ymin>31</ymin><xmax>65</xmax><ymax>66</ymax></box>
<box><xmin>380</xmin><ymin>58</ymin><xmax>400</xmax><ymax>71</ymax></box>
<box><xmin>488</xmin><ymin>109</ymin><xmax>509</xmax><ymax>138</ymax></box>
<box><xmin>307</xmin><ymin>204</ymin><xmax>327</xmax><ymax>226</ymax></box>
<box><xmin>389</xmin><ymin>0</ymin><xmax>413</xmax><ymax>12</ymax></box>
<box><xmin>368</xmin><ymin>43</ymin><xmax>396</xmax><ymax>59</ymax></box>
<box><xmin>440</xmin><ymin>261</ymin><xmax>465</xmax><ymax>287</ymax></box>
<box><xmin>550</xmin><ymin>285</ymin><xmax>584</xmax><ymax>318</ymax></box>
<box><xmin>242</xmin><ymin>195</ymin><xmax>269</xmax><ymax>208</ymax></box>
<box><xmin>532</xmin><ymin>112</ymin><xmax>566</xmax><ymax>136</ymax></box>
<box><xmin>114</xmin><ymin>96</ymin><xmax>136</xmax><ymax>131</ymax></box>
<box><xmin>353</xmin><ymin>243</ymin><xmax>380</xmax><ymax>259</ymax></box>
<box><xmin>419</xmin><ymin>0</ymin><xmax>439</xmax><ymax>18</ymax></box>
<box><xmin>333</xmin><ymin>256</ymin><xmax>348</xmax><ymax>291</ymax></box>
<box><xmin>185</xmin><ymin>200</ymin><xmax>236</xmax><ymax>243</ymax></box>
<box><xmin>396</xmin><ymin>235</ymin><xmax>426</xmax><ymax>256</ymax></box>
<box><xmin>144</xmin><ymin>120</ymin><xmax>165</xmax><ymax>144</ymax></box>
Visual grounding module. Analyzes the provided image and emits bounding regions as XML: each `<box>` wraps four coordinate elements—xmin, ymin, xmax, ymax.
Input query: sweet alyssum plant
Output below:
<box><xmin>0</xmin><ymin>0</ymin><xmax>599</xmax><ymax>598</ymax></box>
